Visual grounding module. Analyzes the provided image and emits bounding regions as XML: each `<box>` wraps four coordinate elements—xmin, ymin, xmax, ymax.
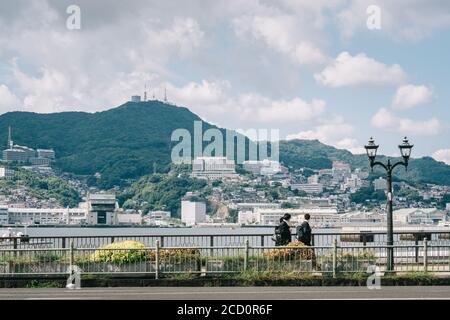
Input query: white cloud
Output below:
<box><xmin>392</xmin><ymin>84</ymin><xmax>433</xmax><ymax>109</ymax></box>
<box><xmin>164</xmin><ymin>80</ymin><xmax>326</xmax><ymax>125</ymax></box>
<box><xmin>371</xmin><ymin>107</ymin><xmax>442</xmax><ymax>136</ymax></box>
<box><xmin>315</xmin><ymin>52</ymin><xmax>407</xmax><ymax>87</ymax></box>
<box><xmin>432</xmin><ymin>149</ymin><xmax>450</xmax><ymax>165</ymax></box>
<box><xmin>233</xmin><ymin>10</ymin><xmax>327</xmax><ymax>66</ymax></box>
<box><xmin>0</xmin><ymin>84</ymin><xmax>21</xmax><ymax>113</ymax></box>
<box><xmin>286</xmin><ymin>116</ymin><xmax>365</xmax><ymax>154</ymax></box>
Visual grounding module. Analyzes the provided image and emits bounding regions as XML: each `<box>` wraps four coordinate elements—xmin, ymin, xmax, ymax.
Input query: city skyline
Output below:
<box><xmin>0</xmin><ymin>1</ymin><xmax>449</xmax><ymax>162</ymax></box>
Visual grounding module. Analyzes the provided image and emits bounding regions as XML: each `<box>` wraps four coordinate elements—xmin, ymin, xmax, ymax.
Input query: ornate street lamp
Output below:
<box><xmin>364</xmin><ymin>137</ymin><xmax>413</xmax><ymax>272</ymax></box>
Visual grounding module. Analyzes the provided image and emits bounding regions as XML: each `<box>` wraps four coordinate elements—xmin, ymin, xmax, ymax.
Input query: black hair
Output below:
<box><xmin>304</xmin><ymin>213</ymin><xmax>311</xmax><ymax>220</ymax></box>
<box><xmin>282</xmin><ymin>213</ymin><xmax>292</xmax><ymax>221</ymax></box>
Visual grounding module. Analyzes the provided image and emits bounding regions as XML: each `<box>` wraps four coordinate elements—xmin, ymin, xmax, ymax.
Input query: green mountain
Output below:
<box><xmin>1</xmin><ymin>101</ymin><xmax>449</xmax><ymax>187</ymax></box>
<box><xmin>280</xmin><ymin>139</ymin><xmax>450</xmax><ymax>186</ymax></box>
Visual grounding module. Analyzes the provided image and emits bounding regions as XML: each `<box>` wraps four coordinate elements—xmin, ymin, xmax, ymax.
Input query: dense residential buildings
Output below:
<box><xmin>192</xmin><ymin>157</ymin><xmax>238</xmax><ymax>180</ymax></box>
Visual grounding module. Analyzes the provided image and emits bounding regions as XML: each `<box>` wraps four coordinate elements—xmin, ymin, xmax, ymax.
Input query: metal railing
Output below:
<box><xmin>1</xmin><ymin>240</ymin><xmax>449</xmax><ymax>278</ymax></box>
<box><xmin>1</xmin><ymin>230</ymin><xmax>449</xmax><ymax>250</ymax></box>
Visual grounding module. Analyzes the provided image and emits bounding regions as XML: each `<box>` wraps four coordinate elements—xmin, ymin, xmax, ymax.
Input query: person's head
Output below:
<box><xmin>304</xmin><ymin>213</ymin><xmax>311</xmax><ymax>221</ymax></box>
<box><xmin>282</xmin><ymin>213</ymin><xmax>291</xmax><ymax>221</ymax></box>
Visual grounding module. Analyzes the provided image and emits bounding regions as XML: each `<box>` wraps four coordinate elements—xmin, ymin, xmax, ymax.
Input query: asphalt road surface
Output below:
<box><xmin>0</xmin><ymin>286</ymin><xmax>450</xmax><ymax>300</ymax></box>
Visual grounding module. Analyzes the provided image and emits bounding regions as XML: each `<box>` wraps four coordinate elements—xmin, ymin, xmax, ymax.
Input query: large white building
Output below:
<box><xmin>393</xmin><ymin>208</ymin><xmax>447</xmax><ymax>225</ymax></box>
<box><xmin>7</xmin><ymin>207</ymin><xmax>87</xmax><ymax>225</ymax></box>
<box><xmin>238</xmin><ymin>207</ymin><xmax>338</xmax><ymax>226</ymax></box>
<box><xmin>86</xmin><ymin>193</ymin><xmax>119</xmax><ymax>225</ymax></box>
<box><xmin>243</xmin><ymin>160</ymin><xmax>284</xmax><ymax>176</ymax></box>
<box><xmin>181</xmin><ymin>200</ymin><xmax>206</xmax><ymax>225</ymax></box>
<box><xmin>192</xmin><ymin>157</ymin><xmax>238</xmax><ymax>180</ymax></box>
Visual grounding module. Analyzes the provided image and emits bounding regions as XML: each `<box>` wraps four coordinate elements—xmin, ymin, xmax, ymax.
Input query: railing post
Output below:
<box><xmin>423</xmin><ymin>238</ymin><xmax>428</xmax><ymax>273</ymax></box>
<box><xmin>110</xmin><ymin>237</ymin><xmax>115</xmax><ymax>244</ymax></box>
<box><xmin>62</xmin><ymin>237</ymin><xmax>66</xmax><ymax>249</ymax></box>
<box><xmin>260</xmin><ymin>235</ymin><xmax>264</xmax><ymax>247</ymax></box>
<box><xmin>332</xmin><ymin>239</ymin><xmax>337</xmax><ymax>278</ymax></box>
<box><xmin>210</xmin><ymin>236</ymin><xmax>214</xmax><ymax>256</ymax></box>
<box><xmin>244</xmin><ymin>239</ymin><xmax>249</xmax><ymax>272</ymax></box>
<box><xmin>155</xmin><ymin>240</ymin><xmax>160</xmax><ymax>280</ymax></box>
<box><xmin>70</xmin><ymin>240</ymin><xmax>74</xmax><ymax>267</ymax></box>
<box><xmin>13</xmin><ymin>237</ymin><xmax>18</xmax><ymax>257</ymax></box>
<box><xmin>415</xmin><ymin>235</ymin><xmax>419</xmax><ymax>263</ymax></box>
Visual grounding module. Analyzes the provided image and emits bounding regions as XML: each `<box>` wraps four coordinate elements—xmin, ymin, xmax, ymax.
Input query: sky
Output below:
<box><xmin>0</xmin><ymin>0</ymin><xmax>449</xmax><ymax>163</ymax></box>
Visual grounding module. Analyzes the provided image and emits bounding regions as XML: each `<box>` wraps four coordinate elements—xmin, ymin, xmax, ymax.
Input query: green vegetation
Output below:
<box><xmin>350</xmin><ymin>186</ymin><xmax>386</xmax><ymax>204</ymax></box>
<box><xmin>118</xmin><ymin>173</ymin><xmax>208</xmax><ymax>217</ymax></box>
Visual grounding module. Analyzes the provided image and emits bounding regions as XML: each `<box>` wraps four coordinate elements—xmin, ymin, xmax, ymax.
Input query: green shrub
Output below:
<box><xmin>91</xmin><ymin>240</ymin><xmax>151</xmax><ymax>264</ymax></box>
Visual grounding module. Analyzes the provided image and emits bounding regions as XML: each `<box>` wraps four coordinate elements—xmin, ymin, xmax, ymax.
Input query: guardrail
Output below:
<box><xmin>1</xmin><ymin>230</ymin><xmax>449</xmax><ymax>250</ymax></box>
<box><xmin>1</xmin><ymin>240</ymin><xmax>449</xmax><ymax>278</ymax></box>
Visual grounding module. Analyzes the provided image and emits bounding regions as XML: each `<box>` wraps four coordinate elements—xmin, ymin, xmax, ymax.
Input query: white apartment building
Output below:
<box><xmin>192</xmin><ymin>157</ymin><xmax>238</xmax><ymax>180</ymax></box>
<box><xmin>243</xmin><ymin>160</ymin><xmax>283</xmax><ymax>176</ymax></box>
<box><xmin>7</xmin><ymin>207</ymin><xmax>87</xmax><ymax>225</ymax></box>
<box><xmin>374</xmin><ymin>177</ymin><xmax>387</xmax><ymax>191</ymax></box>
<box><xmin>0</xmin><ymin>167</ymin><xmax>14</xmax><ymax>180</ymax></box>
<box><xmin>181</xmin><ymin>200</ymin><xmax>206</xmax><ymax>225</ymax></box>
<box><xmin>291</xmin><ymin>183</ymin><xmax>324</xmax><ymax>194</ymax></box>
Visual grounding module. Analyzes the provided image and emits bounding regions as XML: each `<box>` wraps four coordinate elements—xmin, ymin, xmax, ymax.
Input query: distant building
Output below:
<box><xmin>374</xmin><ymin>177</ymin><xmax>387</xmax><ymax>191</ymax></box>
<box><xmin>181</xmin><ymin>200</ymin><xmax>206</xmax><ymax>226</ymax></box>
<box><xmin>117</xmin><ymin>213</ymin><xmax>142</xmax><ymax>225</ymax></box>
<box><xmin>0</xmin><ymin>167</ymin><xmax>15</xmax><ymax>180</ymax></box>
<box><xmin>7</xmin><ymin>207</ymin><xmax>86</xmax><ymax>225</ymax></box>
<box><xmin>131</xmin><ymin>95</ymin><xmax>141</xmax><ymax>102</ymax></box>
<box><xmin>86</xmin><ymin>193</ymin><xmax>119</xmax><ymax>225</ymax></box>
<box><xmin>0</xmin><ymin>206</ymin><xmax>8</xmax><ymax>225</ymax></box>
<box><xmin>394</xmin><ymin>208</ymin><xmax>446</xmax><ymax>225</ymax></box>
<box><xmin>243</xmin><ymin>160</ymin><xmax>284</xmax><ymax>176</ymax></box>
<box><xmin>332</xmin><ymin>161</ymin><xmax>351</xmax><ymax>173</ymax></box>
<box><xmin>37</xmin><ymin>149</ymin><xmax>55</xmax><ymax>159</ymax></box>
<box><xmin>148</xmin><ymin>211</ymin><xmax>171</xmax><ymax>221</ymax></box>
<box><xmin>446</xmin><ymin>203</ymin><xmax>450</xmax><ymax>211</ymax></box>
<box><xmin>291</xmin><ymin>183</ymin><xmax>324</xmax><ymax>194</ymax></box>
<box><xmin>192</xmin><ymin>157</ymin><xmax>238</xmax><ymax>180</ymax></box>
<box><xmin>2</xmin><ymin>127</ymin><xmax>55</xmax><ymax>165</ymax></box>
<box><xmin>29</xmin><ymin>157</ymin><xmax>51</xmax><ymax>166</ymax></box>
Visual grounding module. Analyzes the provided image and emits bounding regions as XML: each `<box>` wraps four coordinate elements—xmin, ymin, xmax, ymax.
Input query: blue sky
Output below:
<box><xmin>0</xmin><ymin>0</ymin><xmax>449</xmax><ymax>163</ymax></box>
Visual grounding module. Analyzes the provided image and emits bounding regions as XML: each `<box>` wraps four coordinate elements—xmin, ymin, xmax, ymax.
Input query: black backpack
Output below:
<box><xmin>296</xmin><ymin>224</ymin><xmax>305</xmax><ymax>242</ymax></box>
<box><xmin>273</xmin><ymin>225</ymin><xmax>283</xmax><ymax>245</ymax></box>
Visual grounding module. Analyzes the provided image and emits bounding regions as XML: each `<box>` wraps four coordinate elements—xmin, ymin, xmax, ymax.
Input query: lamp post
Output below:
<box><xmin>364</xmin><ymin>137</ymin><xmax>413</xmax><ymax>272</ymax></box>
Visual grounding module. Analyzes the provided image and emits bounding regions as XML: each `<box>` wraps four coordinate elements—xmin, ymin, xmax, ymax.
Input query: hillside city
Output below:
<box><xmin>1</xmin><ymin>103</ymin><xmax>449</xmax><ymax>231</ymax></box>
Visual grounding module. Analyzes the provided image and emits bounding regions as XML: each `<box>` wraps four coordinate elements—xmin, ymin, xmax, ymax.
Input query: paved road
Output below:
<box><xmin>0</xmin><ymin>286</ymin><xmax>450</xmax><ymax>300</ymax></box>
